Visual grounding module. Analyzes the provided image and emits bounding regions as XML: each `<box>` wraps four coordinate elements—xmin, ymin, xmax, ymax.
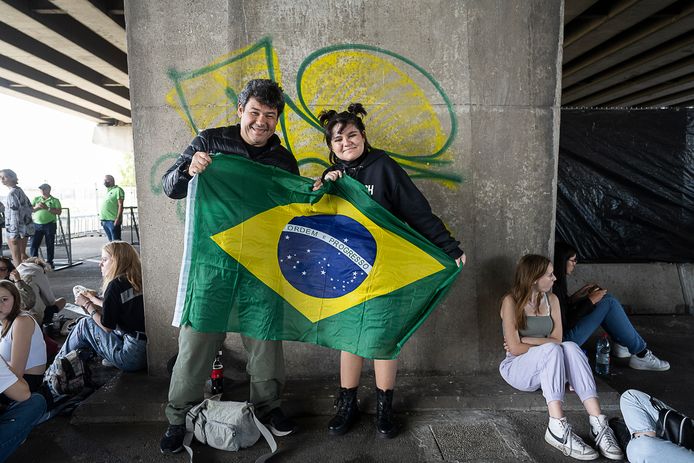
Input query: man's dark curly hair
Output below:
<box><xmin>237</xmin><ymin>79</ymin><xmax>285</xmax><ymax>115</ymax></box>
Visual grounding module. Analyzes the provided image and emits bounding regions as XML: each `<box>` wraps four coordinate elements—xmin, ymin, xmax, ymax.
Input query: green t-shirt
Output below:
<box><xmin>100</xmin><ymin>186</ymin><xmax>125</xmax><ymax>221</ymax></box>
<box><xmin>31</xmin><ymin>195</ymin><xmax>62</xmax><ymax>224</ymax></box>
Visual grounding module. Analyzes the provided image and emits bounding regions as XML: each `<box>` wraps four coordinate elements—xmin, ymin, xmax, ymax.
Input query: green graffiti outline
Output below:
<box><xmin>295</xmin><ymin>43</ymin><xmax>458</xmax><ymax>163</ymax></box>
<box><xmin>165</xmin><ymin>37</ymin><xmax>461</xmax><ymax>184</ymax></box>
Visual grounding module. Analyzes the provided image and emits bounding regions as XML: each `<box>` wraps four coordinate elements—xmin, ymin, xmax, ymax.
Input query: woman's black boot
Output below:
<box><xmin>376</xmin><ymin>388</ymin><xmax>398</xmax><ymax>438</ymax></box>
<box><xmin>328</xmin><ymin>387</ymin><xmax>360</xmax><ymax>435</ymax></box>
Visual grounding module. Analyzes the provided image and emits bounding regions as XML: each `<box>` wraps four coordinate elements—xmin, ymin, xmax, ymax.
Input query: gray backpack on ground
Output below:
<box><xmin>44</xmin><ymin>349</ymin><xmax>90</xmax><ymax>396</ymax></box>
<box><xmin>184</xmin><ymin>395</ymin><xmax>277</xmax><ymax>462</ymax></box>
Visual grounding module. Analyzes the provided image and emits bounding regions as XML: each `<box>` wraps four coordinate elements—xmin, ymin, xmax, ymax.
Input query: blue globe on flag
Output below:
<box><xmin>278</xmin><ymin>215</ymin><xmax>377</xmax><ymax>298</ymax></box>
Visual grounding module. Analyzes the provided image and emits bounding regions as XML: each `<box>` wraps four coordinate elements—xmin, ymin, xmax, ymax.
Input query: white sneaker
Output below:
<box><xmin>629</xmin><ymin>350</ymin><xmax>670</xmax><ymax>371</ymax></box>
<box><xmin>611</xmin><ymin>342</ymin><xmax>630</xmax><ymax>358</ymax></box>
<box><xmin>545</xmin><ymin>420</ymin><xmax>599</xmax><ymax>460</ymax></box>
<box><xmin>590</xmin><ymin>415</ymin><xmax>624</xmax><ymax>460</ymax></box>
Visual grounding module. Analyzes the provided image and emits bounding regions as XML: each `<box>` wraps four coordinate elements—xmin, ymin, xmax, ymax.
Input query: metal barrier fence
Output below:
<box><xmin>1</xmin><ymin>207</ymin><xmax>139</xmax><ymax>268</ymax></box>
<box><xmin>58</xmin><ymin>207</ymin><xmax>139</xmax><ymax>242</ymax></box>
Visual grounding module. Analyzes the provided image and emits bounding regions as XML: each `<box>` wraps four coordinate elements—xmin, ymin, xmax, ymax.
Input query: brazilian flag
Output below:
<box><xmin>173</xmin><ymin>154</ymin><xmax>461</xmax><ymax>359</ymax></box>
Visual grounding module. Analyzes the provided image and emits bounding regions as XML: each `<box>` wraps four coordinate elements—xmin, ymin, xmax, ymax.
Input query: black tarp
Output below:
<box><xmin>556</xmin><ymin>109</ymin><xmax>694</xmax><ymax>263</ymax></box>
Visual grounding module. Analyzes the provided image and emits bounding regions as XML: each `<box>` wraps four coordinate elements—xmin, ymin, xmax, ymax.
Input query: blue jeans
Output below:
<box><xmin>56</xmin><ymin>317</ymin><xmax>146</xmax><ymax>372</ymax></box>
<box><xmin>30</xmin><ymin>222</ymin><xmax>57</xmax><ymax>264</ymax></box>
<box><xmin>620</xmin><ymin>389</ymin><xmax>694</xmax><ymax>463</ymax></box>
<box><xmin>101</xmin><ymin>220</ymin><xmax>121</xmax><ymax>241</ymax></box>
<box><xmin>564</xmin><ymin>293</ymin><xmax>647</xmax><ymax>354</ymax></box>
<box><xmin>0</xmin><ymin>393</ymin><xmax>47</xmax><ymax>462</ymax></box>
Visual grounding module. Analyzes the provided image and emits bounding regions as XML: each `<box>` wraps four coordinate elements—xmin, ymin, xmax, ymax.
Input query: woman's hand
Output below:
<box><xmin>188</xmin><ymin>151</ymin><xmax>212</xmax><ymax>176</ymax></box>
<box><xmin>75</xmin><ymin>293</ymin><xmax>90</xmax><ymax>308</ymax></box>
<box><xmin>312</xmin><ymin>170</ymin><xmax>343</xmax><ymax>191</ymax></box>
<box><xmin>323</xmin><ymin>170</ymin><xmax>342</xmax><ymax>182</ymax></box>
<box><xmin>588</xmin><ymin>288</ymin><xmax>607</xmax><ymax>305</ymax></box>
<box><xmin>455</xmin><ymin>253</ymin><xmax>466</xmax><ymax>267</ymax></box>
<box><xmin>9</xmin><ymin>269</ymin><xmax>21</xmax><ymax>283</ymax></box>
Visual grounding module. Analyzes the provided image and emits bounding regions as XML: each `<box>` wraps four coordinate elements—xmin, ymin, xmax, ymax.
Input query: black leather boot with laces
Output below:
<box><xmin>328</xmin><ymin>387</ymin><xmax>360</xmax><ymax>435</ymax></box>
<box><xmin>376</xmin><ymin>388</ymin><xmax>398</xmax><ymax>438</ymax></box>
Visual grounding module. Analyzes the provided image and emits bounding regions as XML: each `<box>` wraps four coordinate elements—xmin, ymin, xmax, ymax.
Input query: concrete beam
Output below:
<box><xmin>0</xmin><ymin>0</ymin><xmax>129</xmax><ymax>87</ymax></box>
<box><xmin>49</xmin><ymin>0</ymin><xmax>127</xmax><ymax>53</ymax></box>
<box><xmin>563</xmin><ymin>0</ymin><xmax>677</xmax><ymax>62</ymax></box>
<box><xmin>0</xmin><ymin>23</ymin><xmax>130</xmax><ymax>109</ymax></box>
<box><xmin>0</xmin><ymin>54</ymin><xmax>131</xmax><ymax>122</ymax></box>
<box><xmin>564</xmin><ymin>0</ymin><xmax>598</xmax><ymax>24</ymax></box>
<box><xmin>600</xmin><ymin>72</ymin><xmax>694</xmax><ymax>106</ymax></box>
<box><xmin>636</xmin><ymin>86</ymin><xmax>694</xmax><ymax>107</ymax></box>
<box><xmin>569</xmin><ymin>54</ymin><xmax>694</xmax><ymax>106</ymax></box>
<box><xmin>0</xmin><ymin>77</ymin><xmax>105</xmax><ymax>122</ymax></box>
<box><xmin>563</xmin><ymin>1</ymin><xmax>694</xmax><ymax>86</ymax></box>
<box><xmin>562</xmin><ymin>30</ymin><xmax>694</xmax><ymax>104</ymax></box>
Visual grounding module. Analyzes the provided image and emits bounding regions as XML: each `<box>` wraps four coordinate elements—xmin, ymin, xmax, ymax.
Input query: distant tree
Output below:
<box><xmin>119</xmin><ymin>152</ymin><xmax>136</xmax><ymax>187</ymax></box>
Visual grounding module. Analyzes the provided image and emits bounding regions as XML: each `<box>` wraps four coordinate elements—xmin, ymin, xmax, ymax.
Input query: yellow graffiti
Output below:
<box><xmin>165</xmin><ymin>37</ymin><xmax>460</xmax><ymax>184</ymax></box>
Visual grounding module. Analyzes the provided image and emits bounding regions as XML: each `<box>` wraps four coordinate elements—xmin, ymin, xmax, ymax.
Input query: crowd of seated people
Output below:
<box><xmin>0</xmin><ymin>240</ymin><xmax>145</xmax><ymax>460</ymax></box>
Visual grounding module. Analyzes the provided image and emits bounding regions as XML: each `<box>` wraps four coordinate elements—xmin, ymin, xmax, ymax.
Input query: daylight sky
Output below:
<box><xmin>0</xmin><ymin>93</ymin><xmax>127</xmax><ymax>214</ymax></box>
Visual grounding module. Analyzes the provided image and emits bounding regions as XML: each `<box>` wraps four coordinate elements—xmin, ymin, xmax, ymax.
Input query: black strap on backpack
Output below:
<box><xmin>651</xmin><ymin>397</ymin><xmax>694</xmax><ymax>450</ymax></box>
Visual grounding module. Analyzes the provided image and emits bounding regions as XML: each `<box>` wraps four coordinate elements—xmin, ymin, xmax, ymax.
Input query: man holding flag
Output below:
<box><xmin>159</xmin><ymin>79</ymin><xmax>299</xmax><ymax>454</ymax></box>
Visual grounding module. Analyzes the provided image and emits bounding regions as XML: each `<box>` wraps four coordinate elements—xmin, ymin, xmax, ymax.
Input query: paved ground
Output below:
<box><xmin>5</xmin><ymin>236</ymin><xmax>693</xmax><ymax>462</ymax></box>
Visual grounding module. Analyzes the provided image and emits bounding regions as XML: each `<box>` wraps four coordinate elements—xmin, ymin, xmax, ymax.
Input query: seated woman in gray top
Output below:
<box><xmin>499</xmin><ymin>254</ymin><xmax>622</xmax><ymax>461</ymax></box>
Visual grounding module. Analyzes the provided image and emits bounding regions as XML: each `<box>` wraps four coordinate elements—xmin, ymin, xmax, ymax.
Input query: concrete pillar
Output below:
<box><xmin>125</xmin><ymin>0</ymin><xmax>564</xmax><ymax>376</ymax></box>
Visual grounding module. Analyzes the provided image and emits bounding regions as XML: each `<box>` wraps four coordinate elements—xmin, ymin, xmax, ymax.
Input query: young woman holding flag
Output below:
<box><xmin>313</xmin><ymin>103</ymin><xmax>464</xmax><ymax>438</ymax></box>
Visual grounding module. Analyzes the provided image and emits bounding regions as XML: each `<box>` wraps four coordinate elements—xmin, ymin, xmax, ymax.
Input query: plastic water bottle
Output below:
<box><xmin>595</xmin><ymin>334</ymin><xmax>610</xmax><ymax>375</ymax></box>
<box><xmin>210</xmin><ymin>350</ymin><xmax>224</xmax><ymax>395</ymax></box>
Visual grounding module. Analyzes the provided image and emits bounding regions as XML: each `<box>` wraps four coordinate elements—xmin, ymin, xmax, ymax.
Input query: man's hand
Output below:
<box><xmin>188</xmin><ymin>151</ymin><xmax>212</xmax><ymax>176</ymax></box>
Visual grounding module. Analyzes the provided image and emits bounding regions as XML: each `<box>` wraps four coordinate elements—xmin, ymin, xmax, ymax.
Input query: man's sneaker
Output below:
<box><xmin>545</xmin><ymin>420</ymin><xmax>599</xmax><ymax>460</ymax></box>
<box><xmin>101</xmin><ymin>358</ymin><xmax>115</xmax><ymax>367</ymax></box>
<box><xmin>629</xmin><ymin>350</ymin><xmax>670</xmax><ymax>371</ymax></box>
<box><xmin>160</xmin><ymin>424</ymin><xmax>186</xmax><ymax>454</ymax></box>
<box><xmin>266</xmin><ymin>408</ymin><xmax>297</xmax><ymax>437</ymax></box>
<box><xmin>611</xmin><ymin>342</ymin><xmax>631</xmax><ymax>358</ymax></box>
<box><xmin>591</xmin><ymin>415</ymin><xmax>624</xmax><ymax>460</ymax></box>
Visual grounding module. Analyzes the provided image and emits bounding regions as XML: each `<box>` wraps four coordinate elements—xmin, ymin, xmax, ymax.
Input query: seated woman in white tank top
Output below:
<box><xmin>0</xmin><ymin>280</ymin><xmax>47</xmax><ymax>393</ymax></box>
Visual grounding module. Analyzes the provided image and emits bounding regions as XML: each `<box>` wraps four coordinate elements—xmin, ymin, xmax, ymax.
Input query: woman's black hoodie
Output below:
<box><xmin>322</xmin><ymin>148</ymin><xmax>463</xmax><ymax>259</ymax></box>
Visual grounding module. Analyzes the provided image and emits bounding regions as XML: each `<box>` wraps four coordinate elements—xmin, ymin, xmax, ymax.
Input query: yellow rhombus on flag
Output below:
<box><xmin>173</xmin><ymin>155</ymin><xmax>460</xmax><ymax>359</ymax></box>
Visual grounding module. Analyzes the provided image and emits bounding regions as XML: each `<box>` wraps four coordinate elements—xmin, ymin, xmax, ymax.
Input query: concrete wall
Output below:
<box><xmin>569</xmin><ymin>263</ymin><xmax>694</xmax><ymax>315</ymax></box>
<box><xmin>125</xmin><ymin>0</ymin><xmax>564</xmax><ymax>376</ymax></box>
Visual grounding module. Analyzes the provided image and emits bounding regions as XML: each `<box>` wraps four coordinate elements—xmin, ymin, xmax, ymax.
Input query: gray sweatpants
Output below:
<box><xmin>165</xmin><ymin>324</ymin><xmax>285</xmax><ymax>425</ymax></box>
<box><xmin>499</xmin><ymin>341</ymin><xmax>597</xmax><ymax>404</ymax></box>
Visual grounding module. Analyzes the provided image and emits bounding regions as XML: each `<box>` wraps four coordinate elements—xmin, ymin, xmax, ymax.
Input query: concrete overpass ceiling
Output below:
<box><xmin>1</xmin><ymin>0</ymin><xmax>692</xmax><ymax>121</ymax></box>
<box><xmin>563</xmin><ymin>0</ymin><xmax>694</xmax><ymax>108</ymax></box>
<box><xmin>0</xmin><ymin>0</ymin><xmax>129</xmax><ymax>123</ymax></box>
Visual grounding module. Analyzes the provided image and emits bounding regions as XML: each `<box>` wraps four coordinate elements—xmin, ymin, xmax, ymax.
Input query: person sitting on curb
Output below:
<box><xmin>553</xmin><ymin>242</ymin><xmax>669</xmax><ymax>371</ymax></box>
<box><xmin>500</xmin><ymin>254</ymin><xmax>623</xmax><ymax>461</ymax></box>
<box><xmin>47</xmin><ymin>241</ymin><xmax>146</xmax><ymax>373</ymax></box>
<box><xmin>618</xmin><ymin>389</ymin><xmax>694</xmax><ymax>462</ymax></box>
<box><xmin>0</xmin><ymin>355</ymin><xmax>46</xmax><ymax>461</ymax></box>
<box><xmin>17</xmin><ymin>257</ymin><xmax>66</xmax><ymax>329</ymax></box>
<box><xmin>0</xmin><ymin>257</ymin><xmax>35</xmax><ymax>312</ymax></box>
<box><xmin>0</xmin><ymin>280</ymin><xmax>46</xmax><ymax>394</ymax></box>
